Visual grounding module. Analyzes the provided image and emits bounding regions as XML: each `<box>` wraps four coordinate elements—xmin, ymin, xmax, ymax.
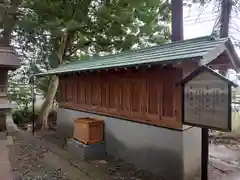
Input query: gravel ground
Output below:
<box><xmin>9</xmin><ymin>130</ymin><xmax>240</xmax><ymax>180</ymax></box>
<box><xmin>9</xmin><ymin>131</ymin><xmax>163</xmax><ymax>180</ymax></box>
<box><xmin>39</xmin><ymin>131</ymin><xmax>164</xmax><ymax>180</ymax></box>
<box><xmin>9</xmin><ymin>132</ymin><xmax>70</xmax><ymax>180</ymax></box>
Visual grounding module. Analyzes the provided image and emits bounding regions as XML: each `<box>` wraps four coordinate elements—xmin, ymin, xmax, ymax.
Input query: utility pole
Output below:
<box><xmin>171</xmin><ymin>0</ymin><xmax>183</xmax><ymax>41</ymax></box>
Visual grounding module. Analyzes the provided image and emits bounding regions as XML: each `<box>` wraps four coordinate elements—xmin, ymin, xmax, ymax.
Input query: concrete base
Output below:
<box><xmin>58</xmin><ymin>108</ymin><xmax>201</xmax><ymax>180</ymax></box>
<box><xmin>67</xmin><ymin>139</ymin><xmax>105</xmax><ymax>160</ymax></box>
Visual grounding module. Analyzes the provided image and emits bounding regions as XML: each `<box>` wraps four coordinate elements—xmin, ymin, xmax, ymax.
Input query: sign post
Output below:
<box><xmin>181</xmin><ymin>65</ymin><xmax>237</xmax><ymax>180</ymax></box>
<box><xmin>201</xmin><ymin>128</ymin><xmax>208</xmax><ymax>180</ymax></box>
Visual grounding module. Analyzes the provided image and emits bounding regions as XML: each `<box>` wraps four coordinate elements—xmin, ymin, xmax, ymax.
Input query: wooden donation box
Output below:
<box><xmin>182</xmin><ymin>65</ymin><xmax>237</xmax><ymax>131</ymax></box>
<box><xmin>73</xmin><ymin>117</ymin><xmax>104</xmax><ymax>144</ymax></box>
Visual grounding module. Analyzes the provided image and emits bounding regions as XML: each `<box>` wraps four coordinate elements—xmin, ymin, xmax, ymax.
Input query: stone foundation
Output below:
<box><xmin>67</xmin><ymin>139</ymin><xmax>106</xmax><ymax>160</ymax></box>
<box><xmin>57</xmin><ymin>108</ymin><xmax>201</xmax><ymax>180</ymax></box>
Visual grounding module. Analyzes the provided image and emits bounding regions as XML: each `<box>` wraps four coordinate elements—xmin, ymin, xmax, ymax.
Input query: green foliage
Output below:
<box><xmin>12</xmin><ymin>108</ymin><xmax>36</xmax><ymax>125</ymax></box>
<box><xmin>15</xmin><ymin>0</ymin><xmax>171</xmax><ymax>67</ymax></box>
<box><xmin>8</xmin><ymin>0</ymin><xmax>171</xmax><ymax>114</ymax></box>
<box><xmin>8</xmin><ymin>79</ymin><xmax>33</xmax><ymax>110</ymax></box>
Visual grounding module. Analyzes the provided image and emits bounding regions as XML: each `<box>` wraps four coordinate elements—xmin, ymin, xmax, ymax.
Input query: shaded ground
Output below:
<box><xmin>9</xmin><ymin>133</ymin><xmax>71</xmax><ymax>180</ymax></box>
<box><xmin>9</xmin><ymin>131</ymin><xmax>162</xmax><ymax>180</ymax></box>
<box><xmin>208</xmin><ymin>135</ymin><xmax>240</xmax><ymax>180</ymax></box>
<box><xmin>6</xmin><ymin>121</ymin><xmax>240</xmax><ymax>180</ymax></box>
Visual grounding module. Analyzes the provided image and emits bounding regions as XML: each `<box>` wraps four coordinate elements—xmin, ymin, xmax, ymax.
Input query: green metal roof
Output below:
<box><xmin>37</xmin><ymin>36</ymin><xmax>238</xmax><ymax>76</ymax></box>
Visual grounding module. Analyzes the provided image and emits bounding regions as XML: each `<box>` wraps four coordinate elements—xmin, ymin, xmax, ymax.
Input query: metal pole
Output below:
<box><xmin>201</xmin><ymin>128</ymin><xmax>209</xmax><ymax>180</ymax></box>
<box><xmin>32</xmin><ymin>76</ymin><xmax>35</xmax><ymax>135</ymax></box>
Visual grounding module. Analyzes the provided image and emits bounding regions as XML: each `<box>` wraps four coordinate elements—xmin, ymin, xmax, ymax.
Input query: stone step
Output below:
<box><xmin>67</xmin><ymin>139</ymin><xmax>106</xmax><ymax>160</ymax></box>
<box><xmin>0</xmin><ymin>139</ymin><xmax>13</xmax><ymax>180</ymax></box>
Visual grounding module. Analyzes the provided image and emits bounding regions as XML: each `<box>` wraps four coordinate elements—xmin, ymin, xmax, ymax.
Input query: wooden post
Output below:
<box><xmin>201</xmin><ymin>128</ymin><xmax>209</xmax><ymax>180</ymax></box>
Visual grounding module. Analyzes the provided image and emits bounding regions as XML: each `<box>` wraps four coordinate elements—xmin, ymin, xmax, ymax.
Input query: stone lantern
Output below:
<box><xmin>0</xmin><ymin>45</ymin><xmax>20</xmax><ymax>133</ymax></box>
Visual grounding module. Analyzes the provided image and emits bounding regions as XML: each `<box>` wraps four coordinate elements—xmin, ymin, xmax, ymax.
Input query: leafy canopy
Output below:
<box><xmin>16</xmin><ymin>0</ymin><xmax>170</xmax><ymax>68</ymax></box>
<box><xmin>9</xmin><ymin>0</ymin><xmax>171</xmax><ymax>108</ymax></box>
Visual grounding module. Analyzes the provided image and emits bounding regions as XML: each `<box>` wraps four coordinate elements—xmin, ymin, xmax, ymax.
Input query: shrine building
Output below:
<box><xmin>37</xmin><ymin>35</ymin><xmax>240</xmax><ymax>180</ymax></box>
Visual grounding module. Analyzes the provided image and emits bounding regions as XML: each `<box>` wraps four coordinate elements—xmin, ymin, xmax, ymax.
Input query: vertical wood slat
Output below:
<box><xmin>162</xmin><ymin>68</ymin><xmax>182</xmax><ymax>120</ymax></box>
<box><xmin>77</xmin><ymin>80</ymin><xmax>81</xmax><ymax>104</ymax></box>
<box><xmin>109</xmin><ymin>79</ymin><xmax>114</xmax><ymax>110</ymax></box>
<box><xmin>140</xmin><ymin>79</ymin><xmax>146</xmax><ymax>118</ymax></box>
<box><xmin>91</xmin><ymin>77</ymin><xmax>99</xmax><ymax>108</ymax></box>
<box><xmin>130</xmin><ymin>78</ymin><xmax>142</xmax><ymax>118</ymax></box>
<box><xmin>114</xmin><ymin>81</ymin><xmax>120</xmax><ymax>111</ymax></box>
<box><xmin>66</xmin><ymin>82</ymin><xmax>73</xmax><ymax>102</ymax></box>
<box><xmin>59</xmin><ymin>80</ymin><xmax>64</xmax><ymax>103</ymax></box>
<box><xmin>86</xmin><ymin>79</ymin><xmax>91</xmax><ymax>106</ymax></box>
<box><xmin>83</xmin><ymin>79</ymin><xmax>87</xmax><ymax>106</ymax></box>
<box><xmin>145</xmin><ymin>78</ymin><xmax>161</xmax><ymax>122</ymax></box>
<box><xmin>121</xmin><ymin>78</ymin><xmax>130</xmax><ymax>116</ymax></box>
<box><xmin>174</xmin><ymin>68</ymin><xmax>182</xmax><ymax>122</ymax></box>
<box><xmin>64</xmin><ymin>81</ymin><xmax>67</xmax><ymax>102</ymax></box>
<box><xmin>59</xmin><ymin>67</ymin><xmax>182</xmax><ymax>128</ymax></box>
<box><xmin>162</xmin><ymin>75</ymin><xmax>174</xmax><ymax>117</ymax></box>
<box><xmin>73</xmin><ymin>78</ymin><xmax>78</xmax><ymax>105</ymax></box>
<box><xmin>100</xmin><ymin>78</ymin><xmax>109</xmax><ymax>112</ymax></box>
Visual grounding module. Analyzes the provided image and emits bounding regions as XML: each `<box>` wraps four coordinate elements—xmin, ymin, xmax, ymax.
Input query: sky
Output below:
<box><xmin>183</xmin><ymin>2</ymin><xmax>240</xmax><ymax>84</ymax></box>
<box><xmin>184</xmin><ymin>2</ymin><xmax>240</xmax><ymax>41</ymax></box>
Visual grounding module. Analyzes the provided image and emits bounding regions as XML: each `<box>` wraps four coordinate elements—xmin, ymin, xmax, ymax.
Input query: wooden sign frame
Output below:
<box><xmin>181</xmin><ymin>66</ymin><xmax>237</xmax><ymax>132</ymax></box>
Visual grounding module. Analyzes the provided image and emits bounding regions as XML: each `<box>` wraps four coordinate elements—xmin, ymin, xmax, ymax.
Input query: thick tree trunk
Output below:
<box><xmin>218</xmin><ymin>0</ymin><xmax>233</xmax><ymax>76</ymax></box>
<box><xmin>171</xmin><ymin>0</ymin><xmax>183</xmax><ymax>41</ymax></box>
<box><xmin>220</xmin><ymin>0</ymin><xmax>233</xmax><ymax>38</ymax></box>
<box><xmin>38</xmin><ymin>75</ymin><xmax>59</xmax><ymax>129</ymax></box>
<box><xmin>38</xmin><ymin>31</ymin><xmax>72</xmax><ymax>129</ymax></box>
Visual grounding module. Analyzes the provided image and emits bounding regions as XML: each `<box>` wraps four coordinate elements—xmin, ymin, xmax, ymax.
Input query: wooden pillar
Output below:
<box><xmin>201</xmin><ymin>128</ymin><xmax>209</xmax><ymax>180</ymax></box>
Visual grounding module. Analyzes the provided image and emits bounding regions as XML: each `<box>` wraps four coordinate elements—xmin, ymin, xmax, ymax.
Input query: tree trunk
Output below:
<box><xmin>38</xmin><ymin>31</ymin><xmax>72</xmax><ymax>129</ymax></box>
<box><xmin>171</xmin><ymin>0</ymin><xmax>183</xmax><ymax>42</ymax></box>
<box><xmin>38</xmin><ymin>75</ymin><xmax>59</xmax><ymax>129</ymax></box>
<box><xmin>220</xmin><ymin>0</ymin><xmax>233</xmax><ymax>38</ymax></box>
<box><xmin>218</xmin><ymin>0</ymin><xmax>233</xmax><ymax>76</ymax></box>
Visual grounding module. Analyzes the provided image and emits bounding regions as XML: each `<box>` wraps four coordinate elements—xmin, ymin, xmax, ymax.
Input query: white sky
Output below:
<box><xmin>184</xmin><ymin>2</ymin><xmax>240</xmax><ymax>41</ymax></box>
<box><xmin>183</xmin><ymin>2</ymin><xmax>240</xmax><ymax>83</ymax></box>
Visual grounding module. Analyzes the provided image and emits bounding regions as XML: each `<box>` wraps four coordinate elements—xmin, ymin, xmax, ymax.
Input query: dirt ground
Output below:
<box><xmin>9</xmin><ymin>131</ymin><xmax>163</xmax><ymax>180</ymax></box>
<box><xmin>7</xmin><ymin>130</ymin><xmax>240</xmax><ymax>180</ymax></box>
<box><xmin>208</xmin><ymin>137</ymin><xmax>240</xmax><ymax>180</ymax></box>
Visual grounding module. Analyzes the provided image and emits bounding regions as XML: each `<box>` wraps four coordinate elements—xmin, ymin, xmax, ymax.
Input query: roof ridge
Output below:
<box><xmin>57</xmin><ymin>35</ymin><xmax>228</xmax><ymax>70</ymax></box>
<box><xmin>37</xmin><ymin>35</ymin><xmax>232</xmax><ymax>76</ymax></box>
<box><xmin>64</xmin><ymin>35</ymin><xmax>221</xmax><ymax>66</ymax></box>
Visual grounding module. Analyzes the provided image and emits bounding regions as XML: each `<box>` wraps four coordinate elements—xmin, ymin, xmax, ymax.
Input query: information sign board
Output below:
<box><xmin>182</xmin><ymin>66</ymin><xmax>237</xmax><ymax>131</ymax></box>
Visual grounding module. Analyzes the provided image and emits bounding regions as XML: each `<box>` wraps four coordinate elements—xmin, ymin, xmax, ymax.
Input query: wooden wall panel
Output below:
<box><xmin>59</xmin><ymin>66</ymin><xmax>182</xmax><ymax>129</ymax></box>
<box><xmin>120</xmin><ymin>79</ymin><xmax>130</xmax><ymax>116</ymax></box>
<box><xmin>162</xmin><ymin>75</ymin><xmax>174</xmax><ymax>118</ymax></box>
<box><xmin>130</xmin><ymin>79</ymin><xmax>141</xmax><ymax>118</ymax></box>
<box><xmin>145</xmin><ymin>78</ymin><xmax>161</xmax><ymax>122</ymax></box>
